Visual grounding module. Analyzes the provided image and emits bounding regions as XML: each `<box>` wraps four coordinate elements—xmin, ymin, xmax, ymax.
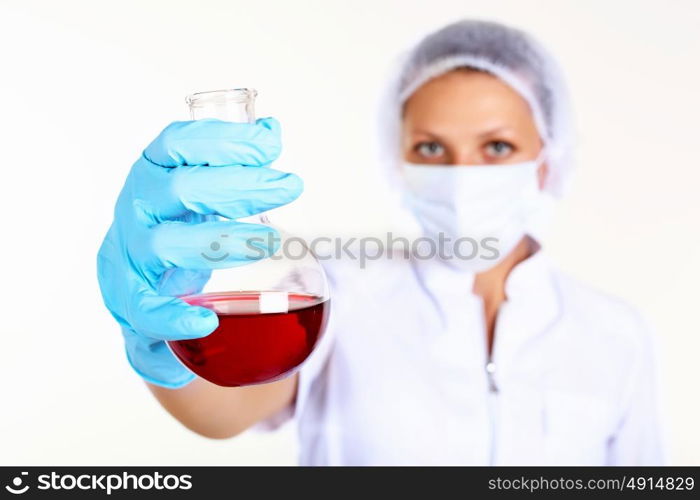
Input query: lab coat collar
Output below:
<box><xmin>411</xmin><ymin>246</ymin><xmax>561</xmax><ymax>344</ymax></box>
<box><xmin>504</xmin><ymin>248</ymin><xmax>557</xmax><ymax>306</ymax></box>
<box><xmin>497</xmin><ymin>249</ymin><xmax>562</xmax><ymax>363</ymax></box>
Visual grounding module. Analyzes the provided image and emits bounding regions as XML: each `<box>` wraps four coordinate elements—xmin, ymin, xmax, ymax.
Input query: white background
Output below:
<box><xmin>0</xmin><ymin>0</ymin><xmax>698</xmax><ymax>465</ymax></box>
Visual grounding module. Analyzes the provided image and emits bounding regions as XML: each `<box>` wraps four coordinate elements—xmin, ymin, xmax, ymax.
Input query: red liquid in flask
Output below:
<box><xmin>167</xmin><ymin>292</ymin><xmax>329</xmax><ymax>387</ymax></box>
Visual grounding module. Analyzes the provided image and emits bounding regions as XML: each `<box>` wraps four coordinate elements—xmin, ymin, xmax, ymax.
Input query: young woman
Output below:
<box><xmin>97</xmin><ymin>20</ymin><xmax>666</xmax><ymax>465</ymax></box>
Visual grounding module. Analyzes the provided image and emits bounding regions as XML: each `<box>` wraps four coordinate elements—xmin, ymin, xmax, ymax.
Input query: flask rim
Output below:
<box><xmin>185</xmin><ymin>88</ymin><xmax>257</xmax><ymax>108</ymax></box>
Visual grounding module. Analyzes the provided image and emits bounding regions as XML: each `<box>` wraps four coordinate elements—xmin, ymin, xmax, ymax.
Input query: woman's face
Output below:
<box><xmin>401</xmin><ymin>69</ymin><xmax>547</xmax><ymax>186</ymax></box>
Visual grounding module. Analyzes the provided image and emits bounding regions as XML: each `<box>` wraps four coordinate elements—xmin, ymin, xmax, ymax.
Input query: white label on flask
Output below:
<box><xmin>259</xmin><ymin>291</ymin><xmax>289</xmax><ymax>314</ymax></box>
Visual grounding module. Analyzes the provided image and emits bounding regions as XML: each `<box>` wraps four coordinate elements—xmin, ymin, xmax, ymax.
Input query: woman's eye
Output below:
<box><xmin>415</xmin><ymin>141</ymin><xmax>445</xmax><ymax>158</ymax></box>
<box><xmin>484</xmin><ymin>140</ymin><xmax>514</xmax><ymax>158</ymax></box>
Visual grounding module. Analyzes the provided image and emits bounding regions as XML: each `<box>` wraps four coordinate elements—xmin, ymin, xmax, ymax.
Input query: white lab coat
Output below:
<box><xmin>261</xmin><ymin>249</ymin><xmax>667</xmax><ymax>466</ymax></box>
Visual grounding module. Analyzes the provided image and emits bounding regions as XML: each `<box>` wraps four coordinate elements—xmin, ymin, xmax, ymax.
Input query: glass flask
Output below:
<box><xmin>165</xmin><ymin>88</ymin><xmax>330</xmax><ymax>387</ymax></box>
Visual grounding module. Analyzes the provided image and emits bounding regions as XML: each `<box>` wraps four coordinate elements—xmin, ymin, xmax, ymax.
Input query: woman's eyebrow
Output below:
<box><xmin>410</xmin><ymin>126</ymin><xmax>515</xmax><ymax>140</ymax></box>
<box><xmin>409</xmin><ymin>129</ymin><xmax>447</xmax><ymax>141</ymax></box>
<box><xmin>477</xmin><ymin>126</ymin><xmax>515</xmax><ymax>138</ymax></box>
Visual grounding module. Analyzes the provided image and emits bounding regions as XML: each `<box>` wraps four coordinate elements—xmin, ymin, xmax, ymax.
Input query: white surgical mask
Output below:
<box><xmin>401</xmin><ymin>152</ymin><xmax>550</xmax><ymax>273</ymax></box>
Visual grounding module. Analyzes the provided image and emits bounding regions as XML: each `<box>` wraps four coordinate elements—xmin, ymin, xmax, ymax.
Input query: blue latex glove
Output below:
<box><xmin>97</xmin><ymin>118</ymin><xmax>302</xmax><ymax>388</ymax></box>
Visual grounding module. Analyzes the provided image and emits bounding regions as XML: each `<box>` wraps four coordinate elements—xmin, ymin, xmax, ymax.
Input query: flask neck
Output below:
<box><xmin>186</xmin><ymin>88</ymin><xmax>257</xmax><ymax>123</ymax></box>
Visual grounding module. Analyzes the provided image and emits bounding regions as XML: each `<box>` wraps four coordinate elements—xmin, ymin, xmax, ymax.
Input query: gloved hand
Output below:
<box><xmin>97</xmin><ymin>117</ymin><xmax>302</xmax><ymax>388</ymax></box>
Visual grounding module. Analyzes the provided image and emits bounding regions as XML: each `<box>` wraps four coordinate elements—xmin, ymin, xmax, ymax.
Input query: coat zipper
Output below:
<box><xmin>486</xmin><ymin>358</ymin><xmax>498</xmax><ymax>393</ymax></box>
<box><xmin>484</xmin><ymin>296</ymin><xmax>499</xmax><ymax>465</ymax></box>
<box><xmin>476</xmin><ymin>294</ymin><xmax>500</xmax><ymax>465</ymax></box>
<box><xmin>486</xmin><ymin>355</ymin><xmax>499</xmax><ymax>465</ymax></box>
